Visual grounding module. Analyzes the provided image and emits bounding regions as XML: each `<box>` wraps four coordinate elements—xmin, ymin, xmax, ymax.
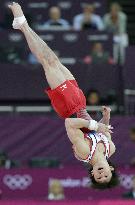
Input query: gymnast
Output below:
<box><xmin>9</xmin><ymin>2</ymin><xmax>116</xmax><ymax>187</ymax></box>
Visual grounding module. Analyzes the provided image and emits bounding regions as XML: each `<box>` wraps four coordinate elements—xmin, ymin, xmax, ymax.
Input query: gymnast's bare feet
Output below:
<box><xmin>8</xmin><ymin>2</ymin><xmax>24</xmax><ymax>18</ymax></box>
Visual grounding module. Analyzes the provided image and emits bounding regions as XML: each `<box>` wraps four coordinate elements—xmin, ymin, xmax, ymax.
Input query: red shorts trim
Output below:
<box><xmin>45</xmin><ymin>80</ymin><xmax>86</xmax><ymax>118</ymax></box>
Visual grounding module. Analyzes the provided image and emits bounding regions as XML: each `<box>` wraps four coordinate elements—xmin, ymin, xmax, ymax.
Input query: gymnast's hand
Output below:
<box><xmin>102</xmin><ymin>106</ymin><xmax>111</xmax><ymax>117</ymax></box>
<box><xmin>97</xmin><ymin>122</ymin><xmax>113</xmax><ymax>135</ymax></box>
<box><xmin>8</xmin><ymin>2</ymin><xmax>24</xmax><ymax>18</ymax></box>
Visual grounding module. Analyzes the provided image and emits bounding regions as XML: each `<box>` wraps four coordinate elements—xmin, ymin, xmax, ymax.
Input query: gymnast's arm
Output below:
<box><xmin>98</xmin><ymin>106</ymin><xmax>113</xmax><ymax>140</ymax></box>
<box><xmin>65</xmin><ymin>118</ymin><xmax>111</xmax><ymax>143</ymax></box>
<box><xmin>99</xmin><ymin>106</ymin><xmax>111</xmax><ymax>126</ymax></box>
<box><xmin>66</xmin><ymin>117</ymin><xmax>113</xmax><ymax>141</ymax></box>
<box><xmin>65</xmin><ymin>118</ymin><xmax>115</xmax><ymax>156</ymax></box>
<box><xmin>65</xmin><ymin>118</ymin><xmax>90</xmax><ymax>156</ymax></box>
<box><xmin>65</xmin><ymin>118</ymin><xmax>89</xmax><ymax>144</ymax></box>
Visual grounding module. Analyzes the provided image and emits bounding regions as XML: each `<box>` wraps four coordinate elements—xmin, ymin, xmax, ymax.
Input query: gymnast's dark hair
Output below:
<box><xmin>86</xmin><ymin>161</ymin><xmax>119</xmax><ymax>190</ymax></box>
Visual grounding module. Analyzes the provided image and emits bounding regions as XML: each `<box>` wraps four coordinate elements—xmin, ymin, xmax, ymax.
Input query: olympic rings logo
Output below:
<box><xmin>3</xmin><ymin>174</ymin><xmax>32</xmax><ymax>190</ymax></box>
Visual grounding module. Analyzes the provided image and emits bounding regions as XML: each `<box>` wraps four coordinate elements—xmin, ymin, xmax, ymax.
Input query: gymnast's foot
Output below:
<box><xmin>8</xmin><ymin>2</ymin><xmax>24</xmax><ymax>18</ymax></box>
<box><xmin>8</xmin><ymin>2</ymin><xmax>27</xmax><ymax>29</ymax></box>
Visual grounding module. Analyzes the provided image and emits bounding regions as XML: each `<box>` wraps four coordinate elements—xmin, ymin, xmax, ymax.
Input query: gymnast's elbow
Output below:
<box><xmin>65</xmin><ymin>118</ymin><xmax>72</xmax><ymax>128</ymax></box>
<box><xmin>111</xmin><ymin>143</ymin><xmax>116</xmax><ymax>155</ymax></box>
<box><xmin>113</xmin><ymin>144</ymin><xmax>116</xmax><ymax>153</ymax></box>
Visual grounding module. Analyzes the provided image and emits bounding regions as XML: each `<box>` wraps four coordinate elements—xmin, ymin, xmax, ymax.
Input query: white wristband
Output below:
<box><xmin>13</xmin><ymin>15</ymin><xmax>26</xmax><ymax>29</ymax></box>
<box><xmin>88</xmin><ymin>120</ymin><xmax>98</xmax><ymax>131</ymax></box>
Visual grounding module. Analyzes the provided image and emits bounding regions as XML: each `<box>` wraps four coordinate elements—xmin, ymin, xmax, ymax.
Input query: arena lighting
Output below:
<box><xmin>16</xmin><ymin>105</ymin><xmax>117</xmax><ymax>113</ymax></box>
<box><xmin>0</xmin><ymin>105</ymin><xmax>117</xmax><ymax>113</ymax></box>
<box><xmin>124</xmin><ymin>89</ymin><xmax>135</xmax><ymax>114</ymax></box>
<box><xmin>0</xmin><ymin>106</ymin><xmax>13</xmax><ymax>112</ymax></box>
<box><xmin>15</xmin><ymin>106</ymin><xmax>52</xmax><ymax>113</ymax></box>
<box><xmin>124</xmin><ymin>89</ymin><xmax>135</xmax><ymax>95</ymax></box>
<box><xmin>86</xmin><ymin>105</ymin><xmax>117</xmax><ymax>112</ymax></box>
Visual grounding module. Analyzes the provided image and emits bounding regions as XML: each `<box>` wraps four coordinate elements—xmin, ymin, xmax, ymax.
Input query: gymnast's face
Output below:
<box><xmin>92</xmin><ymin>162</ymin><xmax>114</xmax><ymax>183</ymax></box>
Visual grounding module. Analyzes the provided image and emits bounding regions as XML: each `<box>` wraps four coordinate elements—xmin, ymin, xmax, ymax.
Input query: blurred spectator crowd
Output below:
<box><xmin>0</xmin><ymin>1</ymin><xmax>129</xmax><ymax>117</ymax></box>
<box><xmin>0</xmin><ymin>1</ymin><xmax>128</xmax><ymax>65</ymax></box>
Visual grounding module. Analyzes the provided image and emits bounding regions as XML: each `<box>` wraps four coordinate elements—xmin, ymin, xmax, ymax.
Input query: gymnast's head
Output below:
<box><xmin>88</xmin><ymin>161</ymin><xmax>119</xmax><ymax>189</ymax></box>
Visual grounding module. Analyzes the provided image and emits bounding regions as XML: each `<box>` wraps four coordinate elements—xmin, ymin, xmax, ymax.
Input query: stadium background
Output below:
<box><xmin>0</xmin><ymin>0</ymin><xmax>135</xmax><ymax>204</ymax></box>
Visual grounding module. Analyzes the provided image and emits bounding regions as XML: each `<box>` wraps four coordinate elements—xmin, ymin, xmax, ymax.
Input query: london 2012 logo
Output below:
<box><xmin>3</xmin><ymin>174</ymin><xmax>32</xmax><ymax>190</ymax></box>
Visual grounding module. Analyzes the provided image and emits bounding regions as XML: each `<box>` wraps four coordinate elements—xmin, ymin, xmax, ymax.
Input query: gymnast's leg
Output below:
<box><xmin>8</xmin><ymin>2</ymin><xmax>91</xmax><ymax>119</ymax></box>
<box><xmin>8</xmin><ymin>3</ymin><xmax>111</xmax><ymax>123</ymax></box>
